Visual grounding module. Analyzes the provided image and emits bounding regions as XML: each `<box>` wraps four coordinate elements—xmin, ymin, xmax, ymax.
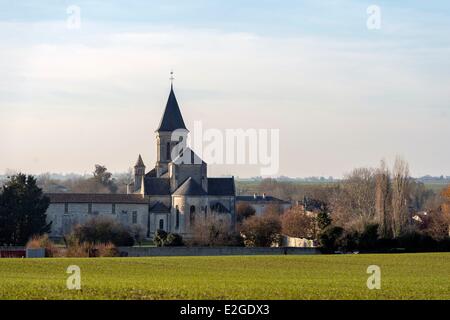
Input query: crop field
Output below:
<box><xmin>0</xmin><ymin>253</ymin><xmax>449</xmax><ymax>300</ymax></box>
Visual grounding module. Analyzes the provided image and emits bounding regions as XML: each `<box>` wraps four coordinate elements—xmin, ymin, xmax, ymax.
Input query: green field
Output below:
<box><xmin>0</xmin><ymin>253</ymin><xmax>449</xmax><ymax>300</ymax></box>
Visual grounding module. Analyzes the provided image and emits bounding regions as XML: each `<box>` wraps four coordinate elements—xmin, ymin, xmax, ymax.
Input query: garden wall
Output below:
<box><xmin>118</xmin><ymin>246</ymin><xmax>320</xmax><ymax>257</ymax></box>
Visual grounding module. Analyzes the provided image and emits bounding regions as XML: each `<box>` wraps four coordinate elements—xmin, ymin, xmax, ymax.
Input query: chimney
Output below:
<box><xmin>262</xmin><ymin>193</ymin><xmax>266</xmax><ymax>199</ymax></box>
<box><xmin>253</xmin><ymin>193</ymin><xmax>257</xmax><ymax>199</ymax></box>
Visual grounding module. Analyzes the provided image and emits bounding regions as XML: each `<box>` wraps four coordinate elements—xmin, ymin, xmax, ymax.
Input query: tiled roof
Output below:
<box><xmin>207</xmin><ymin>177</ymin><xmax>235</xmax><ymax>196</ymax></box>
<box><xmin>46</xmin><ymin>193</ymin><xmax>148</xmax><ymax>204</ymax></box>
<box><xmin>173</xmin><ymin>177</ymin><xmax>207</xmax><ymax>196</ymax></box>
<box><xmin>144</xmin><ymin>177</ymin><xmax>171</xmax><ymax>195</ymax></box>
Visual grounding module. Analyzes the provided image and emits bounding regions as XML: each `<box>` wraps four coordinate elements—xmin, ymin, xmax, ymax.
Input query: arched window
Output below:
<box><xmin>190</xmin><ymin>205</ymin><xmax>196</xmax><ymax>225</ymax></box>
<box><xmin>176</xmin><ymin>205</ymin><xmax>180</xmax><ymax>229</ymax></box>
<box><xmin>166</xmin><ymin>142</ymin><xmax>171</xmax><ymax>160</ymax></box>
<box><xmin>159</xmin><ymin>219</ymin><xmax>164</xmax><ymax>230</ymax></box>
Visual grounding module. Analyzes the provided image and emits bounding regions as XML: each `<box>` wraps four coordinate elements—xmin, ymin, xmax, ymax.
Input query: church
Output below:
<box><xmin>46</xmin><ymin>83</ymin><xmax>236</xmax><ymax>240</ymax></box>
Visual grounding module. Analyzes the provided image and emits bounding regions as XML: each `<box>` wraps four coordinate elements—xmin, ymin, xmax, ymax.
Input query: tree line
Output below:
<box><xmin>1</xmin><ymin>157</ymin><xmax>449</xmax><ymax>252</ymax></box>
<box><xmin>235</xmin><ymin>157</ymin><xmax>450</xmax><ymax>252</ymax></box>
<box><xmin>33</xmin><ymin>165</ymin><xmax>131</xmax><ymax>194</ymax></box>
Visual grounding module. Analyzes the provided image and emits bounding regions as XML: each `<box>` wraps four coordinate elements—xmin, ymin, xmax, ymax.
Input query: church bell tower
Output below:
<box><xmin>134</xmin><ymin>154</ymin><xmax>146</xmax><ymax>193</ymax></box>
<box><xmin>155</xmin><ymin>79</ymin><xmax>188</xmax><ymax>177</ymax></box>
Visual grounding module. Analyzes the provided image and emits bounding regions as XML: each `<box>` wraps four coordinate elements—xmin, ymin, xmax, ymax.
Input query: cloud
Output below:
<box><xmin>0</xmin><ymin>20</ymin><xmax>449</xmax><ymax>177</ymax></box>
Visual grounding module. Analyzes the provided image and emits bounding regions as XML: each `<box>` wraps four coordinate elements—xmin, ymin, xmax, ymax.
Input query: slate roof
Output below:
<box><xmin>156</xmin><ymin>85</ymin><xmax>187</xmax><ymax>132</ymax></box>
<box><xmin>46</xmin><ymin>193</ymin><xmax>148</xmax><ymax>204</ymax></box>
<box><xmin>144</xmin><ymin>177</ymin><xmax>171</xmax><ymax>195</ymax></box>
<box><xmin>150</xmin><ymin>202</ymin><xmax>171</xmax><ymax>213</ymax></box>
<box><xmin>236</xmin><ymin>195</ymin><xmax>290</xmax><ymax>204</ymax></box>
<box><xmin>160</xmin><ymin>171</ymin><xmax>170</xmax><ymax>178</ymax></box>
<box><xmin>173</xmin><ymin>177</ymin><xmax>207</xmax><ymax>196</ymax></box>
<box><xmin>146</xmin><ymin>168</ymin><xmax>157</xmax><ymax>177</ymax></box>
<box><xmin>172</xmin><ymin>148</ymin><xmax>206</xmax><ymax>165</ymax></box>
<box><xmin>207</xmin><ymin>178</ymin><xmax>235</xmax><ymax>196</ymax></box>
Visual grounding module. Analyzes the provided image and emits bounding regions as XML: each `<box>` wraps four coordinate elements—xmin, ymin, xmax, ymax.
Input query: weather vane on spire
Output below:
<box><xmin>170</xmin><ymin>70</ymin><xmax>175</xmax><ymax>86</ymax></box>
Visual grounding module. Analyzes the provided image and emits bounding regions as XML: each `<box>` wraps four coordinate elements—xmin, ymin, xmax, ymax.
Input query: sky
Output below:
<box><xmin>0</xmin><ymin>0</ymin><xmax>450</xmax><ymax>178</ymax></box>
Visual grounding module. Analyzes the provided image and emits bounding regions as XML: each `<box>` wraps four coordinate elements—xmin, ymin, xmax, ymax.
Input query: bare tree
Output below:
<box><xmin>129</xmin><ymin>224</ymin><xmax>145</xmax><ymax>246</ymax></box>
<box><xmin>375</xmin><ymin>160</ymin><xmax>392</xmax><ymax>238</ymax></box>
<box><xmin>420</xmin><ymin>209</ymin><xmax>450</xmax><ymax>240</ymax></box>
<box><xmin>281</xmin><ymin>206</ymin><xmax>316</xmax><ymax>239</ymax></box>
<box><xmin>240</xmin><ymin>212</ymin><xmax>282</xmax><ymax>247</ymax></box>
<box><xmin>264</xmin><ymin>203</ymin><xmax>284</xmax><ymax>216</ymax></box>
<box><xmin>330</xmin><ymin>167</ymin><xmax>376</xmax><ymax>231</ymax></box>
<box><xmin>115</xmin><ymin>168</ymin><xmax>134</xmax><ymax>193</ymax></box>
<box><xmin>190</xmin><ymin>215</ymin><xmax>233</xmax><ymax>246</ymax></box>
<box><xmin>391</xmin><ymin>157</ymin><xmax>411</xmax><ymax>237</ymax></box>
<box><xmin>236</xmin><ymin>203</ymin><xmax>256</xmax><ymax>223</ymax></box>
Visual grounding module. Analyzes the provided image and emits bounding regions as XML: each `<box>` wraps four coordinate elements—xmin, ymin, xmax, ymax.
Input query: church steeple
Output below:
<box><xmin>155</xmin><ymin>78</ymin><xmax>189</xmax><ymax>177</ymax></box>
<box><xmin>156</xmin><ymin>83</ymin><xmax>187</xmax><ymax>132</ymax></box>
<box><xmin>134</xmin><ymin>154</ymin><xmax>146</xmax><ymax>193</ymax></box>
<box><xmin>135</xmin><ymin>154</ymin><xmax>145</xmax><ymax>168</ymax></box>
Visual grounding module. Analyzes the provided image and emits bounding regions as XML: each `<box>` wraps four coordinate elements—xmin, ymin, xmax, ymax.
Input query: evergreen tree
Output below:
<box><xmin>0</xmin><ymin>174</ymin><xmax>51</xmax><ymax>245</ymax></box>
<box><xmin>316</xmin><ymin>205</ymin><xmax>332</xmax><ymax>230</ymax></box>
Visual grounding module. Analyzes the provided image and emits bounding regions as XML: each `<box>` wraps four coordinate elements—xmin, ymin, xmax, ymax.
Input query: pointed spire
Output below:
<box><xmin>156</xmin><ymin>81</ymin><xmax>187</xmax><ymax>132</ymax></box>
<box><xmin>135</xmin><ymin>154</ymin><xmax>145</xmax><ymax>168</ymax></box>
<box><xmin>170</xmin><ymin>70</ymin><xmax>175</xmax><ymax>87</ymax></box>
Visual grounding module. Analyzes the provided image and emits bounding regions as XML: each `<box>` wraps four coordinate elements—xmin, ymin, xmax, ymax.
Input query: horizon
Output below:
<box><xmin>1</xmin><ymin>171</ymin><xmax>449</xmax><ymax>181</ymax></box>
<box><xmin>1</xmin><ymin>1</ymin><xmax>450</xmax><ymax>178</ymax></box>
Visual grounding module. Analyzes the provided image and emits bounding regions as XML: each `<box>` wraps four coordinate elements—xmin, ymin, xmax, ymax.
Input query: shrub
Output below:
<box><xmin>281</xmin><ymin>207</ymin><xmax>316</xmax><ymax>239</ymax></box>
<box><xmin>436</xmin><ymin>237</ymin><xmax>450</xmax><ymax>251</ymax></box>
<box><xmin>115</xmin><ymin>229</ymin><xmax>135</xmax><ymax>247</ymax></box>
<box><xmin>26</xmin><ymin>234</ymin><xmax>59</xmax><ymax>257</ymax></box>
<box><xmin>71</xmin><ymin>217</ymin><xmax>134</xmax><ymax>247</ymax></box>
<box><xmin>221</xmin><ymin>231</ymin><xmax>245</xmax><ymax>247</ymax></box>
<box><xmin>65</xmin><ymin>241</ymin><xmax>119</xmax><ymax>257</ymax></box>
<box><xmin>397</xmin><ymin>231</ymin><xmax>438</xmax><ymax>252</ymax></box>
<box><xmin>316</xmin><ymin>210</ymin><xmax>332</xmax><ymax>230</ymax></box>
<box><xmin>164</xmin><ymin>233</ymin><xmax>184</xmax><ymax>247</ymax></box>
<box><xmin>376</xmin><ymin>237</ymin><xmax>398</xmax><ymax>251</ymax></box>
<box><xmin>358</xmin><ymin>223</ymin><xmax>379</xmax><ymax>251</ymax></box>
<box><xmin>318</xmin><ymin>226</ymin><xmax>344</xmax><ymax>253</ymax></box>
<box><xmin>95</xmin><ymin>242</ymin><xmax>119</xmax><ymax>257</ymax></box>
<box><xmin>130</xmin><ymin>225</ymin><xmax>146</xmax><ymax>246</ymax></box>
<box><xmin>154</xmin><ymin>230</ymin><xmax>168</xmax><ymax>247</ymax></box>
<box><xmin>340</xmin><ymin>230</ymin><xmax>359</xmax><ymax>252</ymax></box>
<box><xmin>318</xmin><ymin>223</ymin><xmax>450</xmax><ymax>253</ymax></box>
<box><xmin>240</xmin><ymin>213</ymin><xmax>282</xmax><ymax>247</ymax></box>
<box><xmin>420</xmin><ymin>210</ymin><xmax>450</xmax><ymax>240</ymax></box>
<box><xmin>190</xmin><ymin>216</ymin><xmax>239</xmax><ymax>246</ymax></box>
<box><xmin>236</xmin><ymin>203</ymin><xmax>256</xmax><ymax>223</ymax></box>
<box><xmin>154</xmin><ymin>230</ymin><xmax>184</xmax><ymax>247</ymax></box>
<box><xmin>66</xmin><ymin>241</ymin><xmax>92</xmax><ymax>257</ymax></box>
